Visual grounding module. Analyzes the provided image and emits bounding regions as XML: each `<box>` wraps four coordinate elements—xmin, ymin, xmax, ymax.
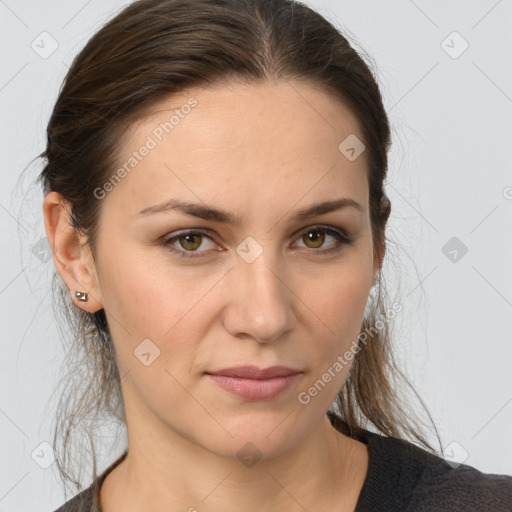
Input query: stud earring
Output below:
<box><xmin>75</xmin><ymin>291</ymin><xmax>89</xmax><ymax>302</ymax></box>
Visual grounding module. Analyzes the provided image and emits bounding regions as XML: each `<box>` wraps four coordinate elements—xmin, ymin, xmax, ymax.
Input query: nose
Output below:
<box><xmin>222</xmin><ymin>252</ymin><xmax>296</xmax><ymax>344</ymax></box>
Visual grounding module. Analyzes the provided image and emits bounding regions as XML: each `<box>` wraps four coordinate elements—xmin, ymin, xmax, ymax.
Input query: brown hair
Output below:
<box><xmin>37</xmin><ymin>0</ymin><xmax>441</xmax><ymax>496</ymax></box>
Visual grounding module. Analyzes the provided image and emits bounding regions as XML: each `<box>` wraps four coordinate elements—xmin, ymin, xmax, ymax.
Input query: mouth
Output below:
<box><xmin>205</xmin><ymin>365</ymin><xmax>302</xmax><ymax>400</ymax></box>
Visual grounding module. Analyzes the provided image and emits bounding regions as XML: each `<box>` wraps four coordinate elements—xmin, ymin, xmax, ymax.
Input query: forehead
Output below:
<box><xmin>106</xmin><ymin>79</ymin><xmax>369</xmax><ymax>219</ymax></box>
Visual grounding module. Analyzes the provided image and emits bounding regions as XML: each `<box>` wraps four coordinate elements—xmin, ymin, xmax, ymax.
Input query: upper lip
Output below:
<box><xmin>206</xmin><ymin>365</ymin><xmax>301</xmax><ymax>379</ymax></box>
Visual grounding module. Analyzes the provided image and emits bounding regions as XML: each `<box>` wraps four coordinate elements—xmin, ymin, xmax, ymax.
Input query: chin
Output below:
<box><xmin>198</xmin><ymin>414</ymin><xmax>311</xmax><ymax>462</ymax></box>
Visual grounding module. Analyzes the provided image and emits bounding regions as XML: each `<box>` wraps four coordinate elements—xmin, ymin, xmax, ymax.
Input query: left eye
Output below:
<box><xmin>161</xmin><ymin>226</ymin><xmax>351</xmax><ymax>259</ymax></box>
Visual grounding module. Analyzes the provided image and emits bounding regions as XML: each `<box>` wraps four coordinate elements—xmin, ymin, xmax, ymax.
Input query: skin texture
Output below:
<box><xmin>43</xmin><ymin>79</ymin><xmax>385</xmax><ymax>511</ymax></box>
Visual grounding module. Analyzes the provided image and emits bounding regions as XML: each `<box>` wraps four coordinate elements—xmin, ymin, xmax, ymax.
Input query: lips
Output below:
<box><xmin>205</xmin><ymin>365</ymin><xmax>301</xmax><ymax>379</ymax></box>
<box><xmin>205</xmin><ymin>365</ymin><xmax>302</xmax><ymax>400</ymax></box>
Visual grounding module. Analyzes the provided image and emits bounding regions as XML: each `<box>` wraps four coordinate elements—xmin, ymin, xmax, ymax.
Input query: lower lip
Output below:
<box><xmin>205</xmin><ymin>373</ymin><xmax>301</xmax><ymax>400</ymax></box>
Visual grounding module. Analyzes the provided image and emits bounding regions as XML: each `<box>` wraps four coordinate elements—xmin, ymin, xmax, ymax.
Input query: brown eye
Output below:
<box><xmin>302</xmin><ymin>229</ymin><xmax>325</xmax><ymax>249</ymax></box>
<box><xmin>162</xmin><ymin>230</ymin><xmax>217</xmax><ymax>258</ymax></box>
<box><xmin>294</xmin><ymin>226</ymin><xmax>350</xmax><ymax>253</ymax></box>
<box><xmin>177</xmin><ymin>233</ymin><xmax>203</xmax><ymax>251</ymax></box>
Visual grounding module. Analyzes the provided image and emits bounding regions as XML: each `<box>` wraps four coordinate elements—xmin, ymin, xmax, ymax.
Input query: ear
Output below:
<box><xmin>42</xmin><ymin>191</ymin><xmax>103</xmax><ymax>312</ymax></box>
<box><xmin>372</xmin><ymin>196</ymin><xmax>391</xmax><ymax>286</ymax></box>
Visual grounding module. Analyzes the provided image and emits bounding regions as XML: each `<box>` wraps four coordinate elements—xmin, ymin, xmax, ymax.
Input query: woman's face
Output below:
<box><xmin>89</xmin><ymin>79</ymin><xmax>381</xmax><ymax>459</ymax></box>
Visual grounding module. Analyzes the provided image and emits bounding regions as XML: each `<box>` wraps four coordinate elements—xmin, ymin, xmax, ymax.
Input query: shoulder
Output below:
<box><xmin>51</xmin><ymin>484</ymin><xmax>96</xmax><ymax>512</ymax></box>
<box><xmin>355</xmin><ymin>428</ymin><xmax>512</xmax><ymax>512</ymax></box>
<box><xmin>51</xmin><ymin>450</ymin><xmax>127</xmax><ymax>512</ymax></box>
<box><xmin>405</xmin><ymin>448</ymin><xmax>512</xmax><ymax>512</ymax></box>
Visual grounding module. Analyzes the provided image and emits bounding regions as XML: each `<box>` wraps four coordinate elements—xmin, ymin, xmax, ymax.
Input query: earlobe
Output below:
<box><xmin>42</xmin><ymin>191</ymin><xmax>103</xmax><ymax>312</ymax></box>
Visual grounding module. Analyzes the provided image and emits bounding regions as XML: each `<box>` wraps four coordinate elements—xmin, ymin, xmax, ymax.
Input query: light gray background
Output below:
<box><xmin>1</xmin><ymin>0</ymin><xmax>511</xmax><ymax>510</ymax></box>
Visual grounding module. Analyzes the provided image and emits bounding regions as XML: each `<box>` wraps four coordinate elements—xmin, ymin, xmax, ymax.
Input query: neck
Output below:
<box><xmin>100</xmin><ymin>414</ymin><xmax>368</xmax><ymax>512</ymax></box>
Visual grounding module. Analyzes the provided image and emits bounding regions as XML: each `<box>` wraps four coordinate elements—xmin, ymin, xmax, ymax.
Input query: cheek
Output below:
<box><xmin>296</xmin><ymin>267</ymin><xmax>371</xmax><ymax>407</ymax></box>
<box><xmin>300</xmin><ymin>259</ymin><xmax>372</xmax><ymax>394</ymax></box>
<box><xmin>99</xmin><ymin>244</ymin><xmax>209</xmax><ymax>337</ymax></box>
<box><xmin>99</xmin><ymin>257</ymin><xmax>204</xmax><ymax>405</ymax></box>
<box><xmin>304</xmin><ymin>260</ymin><xmax>372</xmax><ymax>336</ymax></box>
<box><xmin>98</xmin><ymin>245</ymin><xmax>230</xmax><ymax>389</ymax></box>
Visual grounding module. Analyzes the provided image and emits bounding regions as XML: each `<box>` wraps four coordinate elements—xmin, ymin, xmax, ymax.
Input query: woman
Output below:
<box><xmin>39</xmin><ymin>0</ymin><xmax>511</xmax><ymax>510</ymax></box>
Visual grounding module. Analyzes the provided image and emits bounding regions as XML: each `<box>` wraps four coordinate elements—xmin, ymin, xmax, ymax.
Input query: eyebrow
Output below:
<box><xmin>136</xmin><ymin>197</ymin><xmax>363</xmax><ymax>225</ymax></box>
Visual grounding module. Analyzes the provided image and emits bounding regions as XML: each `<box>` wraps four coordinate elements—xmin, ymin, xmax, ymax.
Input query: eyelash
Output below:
<box><xmin>160</xmin><ymin>225</ymin><xmax>352</xmax><ymax>259</ymax></box>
